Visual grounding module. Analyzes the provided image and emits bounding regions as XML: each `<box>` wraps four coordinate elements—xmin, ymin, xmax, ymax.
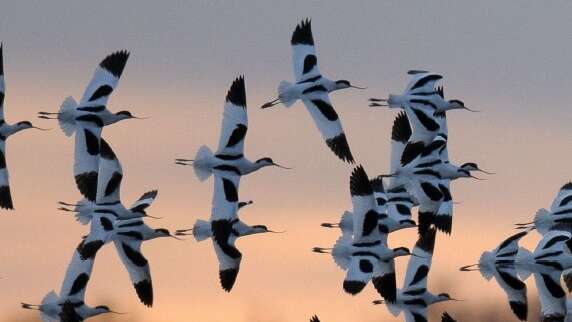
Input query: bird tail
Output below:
<box><xmin>515</xmin><ymin>247</ymin><xmax>533</xmax><ymax>281</ymax></box>
<box><xmin>435</xmin><ymin>201</ymin><xmax>453</xmax><ymax>235</ymax></box>
<box><xmin>278</xmin><ymin>81</ymin><xmax>296</xmax><ymax>107</ymax></box>
<box><xmin>74</xmin><ymin>199</ymin><xmax>95</xmax><ymax>225</ymax></box>
<box><xmin>192</xmin><ymin>219</ymin><xmax>212</xmax><ymax>242</ymax></box>
<box><xmin>58</xmin><ymin>96</ymin><xmax>78</xmax><ymax>137</ymax></box>
<box><xmin>332</xmin><ymin>235</ymin><xmax>352</xmax><ymax>270</ymax></box>
<box><xmin>533</xmin><ymin>208</ymin><xmax>551</xmax><ymax>234</ymax></box>
<box><xmin>193</xmin><ymin>145</ymin><xmax>214</xmax><ymax>182</ymax></box>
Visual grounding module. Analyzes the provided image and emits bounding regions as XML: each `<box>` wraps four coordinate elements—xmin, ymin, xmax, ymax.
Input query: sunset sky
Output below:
<box><xmin>1</xmin><ymin>1</ymin><xmax>572</xmax><ymax>321</ymax></box>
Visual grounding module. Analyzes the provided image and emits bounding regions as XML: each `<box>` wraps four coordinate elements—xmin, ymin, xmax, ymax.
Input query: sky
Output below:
<box><xmin>1</xmin><ymin>1</ymin><xmax>572</xmax><ymax>321</ymax></box>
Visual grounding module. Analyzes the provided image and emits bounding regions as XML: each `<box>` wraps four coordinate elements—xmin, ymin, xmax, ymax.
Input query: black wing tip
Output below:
<box><xmin>416</xmin><ymin>226</ymin><xmax>437</xmax><ymax>253</ymax></box>
<box><xmin>372</xmin><ymin>273</ymin><xmax>397</xmax><ymax>303</ymax></box>
<box><xmin>343</xmin><ymin>280</ymin><xmax>367</xmax><ymax>295</ymax></box>
<box><xmin>99</xmin><ymin>138</ymin><xmax>116</xmax><ymax>160</ymax></box>
<box><xmin>370</xmin><ymin>177</ymin><xmax>385</xmax><ymax>193</ymax></box>
<box><xmin>401</xmin><ymin>141</ymin><xmax>425</xmax><ymax>166</ymax></box>
<box><xmin>350</xmin><ymin>165</ymin><xmax>372</xmax><ymax>196</ymax></box>
<box><xmin>139</xmin><ymin>189</ymin><xmax>159</xmax><ymax>201</ymax></box>
<box><xmin>326</xmin><ymin>133</ymin><xmax>355</xmax><ymax>163</ymax></box>
<box><xmin>441</xmin><ymin>312</ymin><xmax>456</xmax><ymax>322</ymax></box>
<box><xmin>75</xmin><ymin>172</ymin><xmax>98</xmax><ymax>201</ymax></box>
<box><xmin>391</xmin><ymin>111</ymin><xmax>411</xmax><ymax>143</ymax></box>
<box><xmin>220</xmin><ymin>268</ymin><xmax>239</xmax><ymax>292</ymax></box>
<box><xmin>291</xmin><ymin>18</ymin><xmax>314</xmax><ymax>46</ymax></box>
<box><xmin>0</xmin><ymin>42</ymin><xmax>3</xmax><ymax>76</ymax></box>
<box><xmin>437</xmin><ymin>86</ymin><xmax>444</xmax><ymax>99</ymax></box>
<box><xmin>434</xmin><ymin>215</ymin><xmax>452</xmax><ymax>235</ymax></box>
<box><xmin>0</xmin><ymin>185</ymin><xmax>14</xmax><ymax>210</ymax></box>
<box><xmin>100</xmin><ymin>50</ymin><xmax>130</xmax><ymax>78</ymax></box>
<box><xmin>509</xmin><ymin>301</ymin><xmax>528</xmax><ymax>321</ymax></box>
<box><xmin>226</xmin><ymin>76</ymin><xmax>247</xmax><ymax>107</ymax></box>
<box><xmin>561</xmin><ymin>182</ymin><xmax>572</xmax><ymax>191</ymax></box>
<box><xmin>310</xmin><ymin>315</ymin><xmax>320</xmax><ymax>322</ymax></box>
<box><xmin>134</xmin><ymin>279</ymin><xmax>153</xmax><ymax>307</ymax></box>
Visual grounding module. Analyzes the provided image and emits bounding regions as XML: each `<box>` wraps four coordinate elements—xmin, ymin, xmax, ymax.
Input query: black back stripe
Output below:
<box><xmin>222</xmin><ymin>178</ymin><xmax>239</xmax><ymax>202</ymax></box>
<box><xmin>88</xmin><ymin>85</ymin><xmax>113</xmax><ymax>101</ymax></box>
<box><xmin>122</xmin><ymin>242</ymin><xmax>148</xmax><ymax>267</ymax></box>
<box><xmin>411</xmin><ymin>108</ymin><xmax>440</xmax><ymax>132</ymax></box>
<box><xmin>225</xmin><ymin>76</ymin><xmax>246</xmax><ymax>107</ymax></box>
<box><xmin>77</xmin><ymin>105</ymin><xmax>106</xmax><ymax>113</ymax></box>
<box><xmin>410</xmin><ymin>74</ymin><xmax>442</xmax><ymax>91</ymax></box>
<box><xmin>302</xmin><ymin>55</ymin><xmax>318</xmax><ymax>74</ymax></box>
<box><xmin>68</xmin><ymin>273</ymin><xmax>90</xmax><ymax>296</ymax></box>
<box><xmin>225</xmin><ymin>124</ymin><xmax>247</xmax><ymax>148</ymax></box>
<box><xmin>302</xmin><ymin>84</ymin><xmax>327</xmax><ymax>94</ymax></box>
<box><xmin>83</xmin><ymin>129</ymin><xmax>100</xmax><ymax>156</ymax></box>
<box><xmin>311</xmin><ymin>99</ymin><xmax>338</xmax><ymax>121</ymax></box>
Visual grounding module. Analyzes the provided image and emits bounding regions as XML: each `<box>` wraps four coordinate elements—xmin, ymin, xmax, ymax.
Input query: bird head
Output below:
<box><xmin>255</xmin><ymin>157</ymin><xmax>292</xmax><ymax>170</ymax></box>
<box><xmin>335</xmin><ymin>80</ymin><xmax>366</xmax><ymax>90</ymax></box>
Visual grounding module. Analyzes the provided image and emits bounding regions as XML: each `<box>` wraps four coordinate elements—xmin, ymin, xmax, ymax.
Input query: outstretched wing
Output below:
<box><xmin>372</xmin><ymin>259</ymin><xmax>397</xmax><ymax>303</ymax></box>
<box><xmin>402</xmin><ymin>306</ymin><xmax>429</xmax><ymax>322</ymax></box>
<box><xmin>114</xmin><ymin>239</ymin><xmax>153</xmax><ymax>307</ymax></box>
<box><xmin>493</xmin><ymin>266</ymin><xmax>528</xmax><ymax>321</ymax></box>
<box><xmin>0</xmin><ymin>44</ymin><xmax>5</xmax><ymax>122</ymax></box>
<box><xmin>349</xmin><ymin>166</ymin><xmax>380</xmax><ymax>243</ymax></box>
<box><xmin>211</xmin><ymin>171</ymin><xmax>240</xmax><ymax>221</ymax></box>
<box><xmin>73</xmin><ymin>115</ymin><xmax>103</xmax><ymax>201</ymax></box>
<box><xmin>404</xmin><ymin>71</ymin><xmax>443</xmax><ymax>95</ymax></box>
<box><xmin>212</xmin><ymin>224</ymin><xmax>242</xmax><ymax>292</ymax></box>
<box><xmin>343</xmin><ymin>254</ymin><xmax>378</xmax><ymax>295</ymax></box>
<box><xmin>129</xmin><ymin>190</ymin><xmax>158</xmax><ymax>215</ymax></box>
<box><xmin>0</xmin><ymin>139</ymin><xmax>13</xmax><ymax>209</ymax></box>
<box><xmin>533</xmin><ymin>270</ymin><xmax>566</xmax><ymax>318</ymax></box>
<box><xmin>301</xmin><ymin>95</ymin><xmax>354</xmax><ymax>163</ymax></box>
<box><xmin>402</xmin><ymin>228</ymin><xmax>436</xmax><ymax>291</ymax></box>
<box><xmin>95</xmin><ymin>138</ymin><xmax>122</xmax><ymax>204</ymax></box>
<box><xmin>550</xmin><ymin>182</ymin><xmax>572</xmax><ymax>214</ymax></box>
<box><xmin>216</xmin><ymin>76</ymin><xmax>248</xmax><ymax>156</ymax></box>
<box><xmin>59</xmin><ymin>240</ymin><xmax>97</xmax><ymax>302</ymax></box>
<box><xmin>389</xmin><ymin>111</ymin><xmax>410</xmax><ymax>188</ymax></box>
<box><xmin>78</xmin><ymin>51</ymin><xmax>129</xmax><ymax>109</ymax></box>
<box><xmin>441</xmin><ymin>312</ymin><xmax>457</xmax><ymax>322</ymax></box>
<box><xmin>494</xmin><ymin>231</ymin><xmax>528</xmax><ymax>260</ymax></box>
<box><xmin>291</xmin><ymin>19</ymin><xmax>321</xmax><ymax>83</ymax></box>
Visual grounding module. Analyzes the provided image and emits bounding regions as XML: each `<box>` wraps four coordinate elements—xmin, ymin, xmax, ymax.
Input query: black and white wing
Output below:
<box><xmin>493</xmin><ymin>266</ymin><xmax>528</xmax><ymax>321</ymax></box>
<box><xmin>211</xmin><ymin>171</ymin><xmax>240</xmax><ymax>222</ymax></box>
<box><xmin>0</xmin><ymin>44</ymin><xmax>5</xmax><ymax>122</ymax></box>
<box><xmin>372</xmin><ymin>258</ymin><xmax>397</xmax><ymax>303</ymax></box>
<box><xmin>404</xmin><ymin>70</ymin><xmax>443</xmax><ymax>95</ymax></box>
<box><xmin>402</xmin><ymin>306</ymin><xmax>429</xmax><ymax>322</ymax></box>
<box><xmin>441</xmin><ymin>312</ymin><xmax>457</xmax><ymax>322</ymax></box>
<box><xmin>534</xmin><ymin>270</ymin><xmax>566</xmax><ymax>321</ymax></box>
<box><xmin>114</xmin><ymin>239</ymin><xmax>153</xmax><ymax>307</ymax></box>
<box><xmin>388</xmin><ymin>111</ymin><xmax>410</xmax><ymax>188</ymax></box>
<box><xmin>129</xmin><ymin>190</ymin><xmax>158</xmax><ymax>216</ymax></box>
<box><xmin>533</xmin><ymin>230</ymin><xmax>571</xmax><ymax>259</ymax></box>
<box><xmin>0</xmin><ymin>139</ymin><xmax>13</xmax><ymax>209</ymax></box>
<box><xmin>550</xmin><ymin>182</ymin><xmax>572</xmax><ymax>214</ymax></box>
<box><xmin>59</xmin><ymin>240</ymin><xmax>97</xmax><ymax>302</ymax></box>
<box><xmin>291</xmin><ymin>19</ymin><xmax>321</xmax><ymax>83</ymax></box>
<box><xmin>78</xmin><ymin>51</ymin><xmax>129</xmax><ymax>110</ymax></box>
<box><xmin>73</xmin><ymin>115</ymin><xmax>103</xmax><ymax>201</ymax></box>
<box><xmin>95</xmin><ymin>138</ymin><xmax>122</xmax><ymax>204</ymax></box>
<box><xmin>79</xmin><ymin>213</ymin><xmax>115</xmax><ymax>261</ymax></box>
<box><xmin>216</xmin><ymin>76</ymin><xmax>248</xmax><ymax>157</ymax></box>
<box><xmin>402</xmin><ymin>227</ymin><xmax>437</xmax><ymax>292</ymax></box>
<box><xmin>350</xmin><ymin>166</ymin><xmax>380</xmax><ymax>243</ymax></box>
<box><xmin>494</xmin><ymin>231</ymin><xmax>528</xmax><ymax>262</ymax></box>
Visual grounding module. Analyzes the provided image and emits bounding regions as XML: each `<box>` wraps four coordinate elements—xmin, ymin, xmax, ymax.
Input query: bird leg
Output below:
<box><xmin>321</xmin><ymin>222</ymin><xmax>340</xmax><ymax>228</ymax></box>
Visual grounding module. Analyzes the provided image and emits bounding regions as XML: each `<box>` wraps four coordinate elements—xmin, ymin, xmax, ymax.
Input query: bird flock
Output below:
<box><xmin>0</xmin><ymin>17</ymin><xmax>559</xmax><ymax>322</ymax></box>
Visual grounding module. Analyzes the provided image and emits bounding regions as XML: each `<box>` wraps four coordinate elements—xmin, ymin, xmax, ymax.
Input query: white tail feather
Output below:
<box><xmin>332</xmin><ymin>235</ymin><xmax>352</xmax><ymax>270</ymax></box>
<box><xmin>515</xmin><ymin>247</ymin><xmax>533</xmax><ymax>281</ymax></box>
<box><xmin>193</xmin><ymin>145</ymin><xmax>213</xmax><ymax>182</ymax></box>
<box><xmin>278</xmin><ymin>81</ymin><xmax>297</xmax><ymax>107</ymax></box>
<box><xmin>58</xmin><ymin>96</ymin><xmax>77</xmax><ymax>137</ymax></box>
<box><xmin>73</xmin><ymin>199</ymin><xmax>95</xmax><ymax>225</ymax></box>
<box><xmin>534</xmin><ymin>208</ymin><xmax>552</xmax><ymax>235</ymax></box>
<box><xmin>192</xmin><ymin>219</ymin><xmax>212</xmax><ymax>242</ymax></box>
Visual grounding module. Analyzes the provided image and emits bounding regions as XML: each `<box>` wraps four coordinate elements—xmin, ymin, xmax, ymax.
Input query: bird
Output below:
<box><xmin>460</xmin><ymin>231</ymin><xmax>528</xmax><ymax>321</ymax></box>
<box><xmin>516</xmin><ymin>182</ymin><xmax>572</xmax><ymax>235</ymax></box>
<box><xmin>22</xmin><ymin>239</ymin><xmax>122</xmax><ymax>321</ymax></box>
<box><xmin>309</xmin><ymin>315</ymin><xmax>320</xmax><ymax>322</ymax></box>
<box><xmin>176</xmin><ymin>167</ymin><xmax>282</xmax><ymax>292</ymax></box>
<box><xmin>176</xmin><ymin>76</ymin><xmax>288</xmax><ymax>181</ymax></box>
<box><xmin>38</xmin><ymin>50</ymin><xmax>140</xmax><ymax>201</ymax></box>
<box><xmin>370</xmin><ymin>75</ymin><xmax>473</xmax><ymax>166</ymax></box>
<box><xmin>58</xmin><ymin>137</ymin><xmax>159</xmax><ymax>223</ymax></box>
<box><xmin>374</xmin><ymin>227</ymin><xmax>459</xmax><ymax>318</ymax></box>
<box><xmin>260</xmin><ymin>19</ymin><xmax>364</xmax><ymax>163</ymax></box>
<box><xmin>0</xmin><ymin>43</ymin><xmax>49</xmax><ymax>210</ymax></box>
<box><xmin>315</xmin><ymin>166</ymin><xmax>412</xmax><ymax>301</ymax></box>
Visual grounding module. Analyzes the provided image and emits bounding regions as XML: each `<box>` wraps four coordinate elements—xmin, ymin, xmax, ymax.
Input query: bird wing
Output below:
<box><xmin>211</xmin><ymin>171</ymin><xmax>240</xmax><ymax>221</ymax></box>
<box><xmin>78</xmin><ymin>51</ymin><xmax>129</xmax><ymax>109</ymax></box>
<box><xmin>402</xmin><ymin>227</ymin><xmax>436</xmax><ymax>291</ymax></box>
<box><xmin>212</xmin><ymin>230</ymin><xmax>242</xmax><ymax>292</ymax></box>
<box><xmin>216</xmin><ymin>77</ymin><xmax>248</xmax><ymax>156</ymax></box>
<box><xmin>372</xmin><ymin>259</ymin><xmax>397</xmax><ymax>303</ymax></box>
<box><xmin>113</xmin><ymin>239</ymin><xmax>153</xmax><ymax>307</ymax></box>
<box><xmin>95</xmin><ymin>138</ymin><xmax>122</xmax><ymax>204</ymax></box>
<box><xmin>349</xmin><ymin>166</ymin><xmax>380</xmax><ymax>243</ymax></box>
<box><xmin>59</xmin><ymin>240</ymin><xmax>96</xmax><ymax>302</ymax></box>
<box><xmin>129</xmin><ymin>190</ymin><xmax>158</xmax><ymax>215</ymax></box>
<box><xmin>402</xmin><ymin>306</ymin><xmax>429</xmax><ymax>322</ymax></box>
<box><xmin>73</xmin><ymin>115</ymin><xmax>103</xmax><ymax>201</ymax></box>
<box><xmin>494</xmin><ymin>231</ymin><xmax>528</xmax><ymax>259</ymax></box>
<box><xmin>550</xmin><ymin>182</ymin><xmax>572</xmax><ymax>214</ymax></box>
<box><xmin>533</xmin><ymin>230</ymin><xmax>571</xmax><ymax>255</ymax></box>
<box><xmin>291</xmin><ymin>19</ymin><xmax>321</xmax><ymax>82</ymax></box>
<box><xmin>343</xmin><ymin>254</ymin><xmax>378</xmax><ymax>295</ymax></box>
<box><xmin>300</xmin><ymin>95</ymin><xmax>354</xmax><ymax>163</ymax></box>
<box><xmin>404</xmin><ymin>71</ymin><xmax>443</xmax><ymax>95</ymax></box>
<box><xmin>389</xmin><ymin>111</ymin><xmax>410</xmax><ymax>187</ymax></box>
<box><xmin>493</xmin><ymin>266</ymin><xmax>528</xmax><ymax>321</ymax></box>
<box><xmin>441</xmin><ymin>311</ymin><xmax>457</xmax><ymax>322</ymax></box>
<box><xmin>0</xmin><ymin>44</ymin><xmax>5</xmax><ymax>124</ymax></box>
<box><xmin>533</xmin><ymin>270</ymin><xmax>566</xmax><ymax>318</ymax></box>
<box><xmin>0</xmin><ymin>139</ymin><xmax>13</xmax><ymax>209</ymax></box>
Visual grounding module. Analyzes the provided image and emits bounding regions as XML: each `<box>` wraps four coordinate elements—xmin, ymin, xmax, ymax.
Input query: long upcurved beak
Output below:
<box><xmin>378</xmin><ymin>173</ymin><xmax>397</xmax><ymax>178</ymax></box>
<box><xmin>132</xmin><ymin>115</ymin><xmax>149</xmax><ymax>120</ymax></box>
<box><xmin>462</xmin><ymin>106</ymin><xmax>480</xmax><ymax>112</ymax></box>
<box><xmin>272</xmin><ymin>162</ymin><xmax>293</xmax><ymax>170</ymax></box>
<box><xmin>469</xmin><ymin>175</ymin><xmax>486</xmax><ymax>181</ymax></box>
<box><xmin>350</xmin><ymin>85</ymin><xmax>367</xmax><ymax>90</ymax></box>
<box><xmin>32</xmin><ymin>126</ymin><xmax>51</xmax><ymax>131</ymax></box>
<box><xmin>515</xmin><ymin>221</ymin><xmax>534</xmax><ymax>226</ymax></box>
<box><xmin>144</xmin><ymin>214</ymin><xmax>164</xmax><ymax>220</ymax></box>
<box><xmin>459</xmin><ymin>264</ymin><xmax>480</xmax><ymax>271</ymax></box>
<box><xmin>169</xmin><ymin>234</ymin><xmax>186</xmax><ymax>241</ymax></box>
<box><xmin>312</xmin><ymin>247</ymin><xmax>332</xmax><ymax>254</ymax></box>
<box><xmin>450</xmin><ymin>298</ymin><xmax>464</xmax><ymax>302</ymax></box>
<box><xmin>267</xmin><ymin>229</ymin><xmax>286</xmax><ymax>233</ymax></box>
<box><xmin>476</xmin><ymin>168</ymin><xmax>495</xmax><ymax>175</ymax></box>
<box><xmin>109</xmin><ymin>310</ymin><xmax>127</xmax><ymax>314</ymax></box>
<box><xmin>175</xmin><ymin>228</ymin><xmax>192</xmax><ymax>236</ymax></box>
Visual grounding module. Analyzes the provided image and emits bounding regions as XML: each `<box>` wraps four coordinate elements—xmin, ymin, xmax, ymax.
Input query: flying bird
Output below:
<box><xmin>309</xmin><ymin>315</ymin><xmax>320</xmax><ymax>322</ymax></box>
<box><xmin>38</xmin><ymin>51</ymin><xmax>140</xmax><ymax>201</ymax></box>
<box><xmin>460</xmin><ymin>231</ymin><xmax>529</xmax><ymax>321</ymax></box>
<box><xmin>22</xmin><ymin>239</ymin><xmax>121</xmax><ymax>321</ymax></box>
<box><xmin>260</xmin><ymin>19</ymin><xmax>363</xmax><ymax>163</ymax></box>
<box><xmin>176</xmin><ymin>76</ymin><xmax>288</xmax><ymax>181</ymax></box>
<box><xmin>176</xmin><ymin>168</ymin><xmax>282</xmax><ymax>292</ymax></box>
<box><xmin>516</xmin><ymin>182</ymin><xmax>572</xmax><ymax>234</ymax></box>
<box><xmin>0</xmin><ymin>44</ymin><xmax>48</xmax><ymax>210</ymax></box>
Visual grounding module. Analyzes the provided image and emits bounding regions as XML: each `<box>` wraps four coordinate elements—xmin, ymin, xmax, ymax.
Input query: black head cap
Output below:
<box><xmin>561</xmin><ymin>182</ymin><xmax>572</xmax><ymax>191</ymax></box>
<box><xmin>95</xmin><ymin>305</ymin><xmax>110</xmax><ymax>311</ymax></box>
<box><xmin>116</xmin><ymin>110</ymin><xmax>133</xmax><ymax>117</ymax></box>
<box><xmin>336</xmin><ymin>80</ymin><xmax>350</xmax><ymax>87</ymax></box>
<box><xmin>226</xmin><ymin>76</ymin><xmax>246</xmax><ymax>107</ymax></box>
<box><xmin>17</xmin><ymin>121</ymin><xmax>32</xmax><ymax>127</ymax></box>
<box><xmin>449</xmin><ymin>99</ymin><xmax>464</xmax><ymax>106</ymax></box>
<box><xmin>291</xmin><ymin>18</ymin><xmax>314</xmax><ymax>46</ymax></box>
<box><xmin>256</xmin><ymin>157</ymin><xmax>273</xmax><ymax>164</ymax></box>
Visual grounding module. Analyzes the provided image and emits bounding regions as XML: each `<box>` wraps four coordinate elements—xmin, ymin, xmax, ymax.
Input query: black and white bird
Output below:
<box><xmin>516</xmin><ymin>182</ymin><xmax>572</xmax><ymax>235</ymax></box>
<box><xmin>374</xmin><ymin>228</ymin><xmax>459</xmax><ymax>320</ymax></box>
<box><xmin>0</xmin><ymin>44</ymin><xmax>48</xmax><ymax>210</ymax></box>
<box><xmin>260</xmin><ymin>19</ymin><xmax>364</xmax><ymax>163</ymax></box>
<box><xmin>176</xmin><ymin>76</ymin><xmax>287</xmax><ymax>181</ymax></box>
<box><xmin>58</xmin><ymin>138</ymin><xmax>159</xmax><ymax>223</ymax></box>
<box><xmin>176</xmin><ymin>168</ymin><xmax>281</xmax><ymax>292</ymax></box>
<box><xmin>460</xmin><ymin>232</ymin><xmax>528</xmax><ymax>321</ymax></box>
<box><xmin>314</xmin><ymin>166</ymin><xmax>412</xmax><ymax>301</ymax></box>
<box><xmin>22</xmin><ymin>239</ymin><xmax>121</xmax><ymax>321</ymax></box>
<box><xmin>38</xmin><ymin>51</ymin><xmax>140</xmax><ymax>201</ymax></box>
